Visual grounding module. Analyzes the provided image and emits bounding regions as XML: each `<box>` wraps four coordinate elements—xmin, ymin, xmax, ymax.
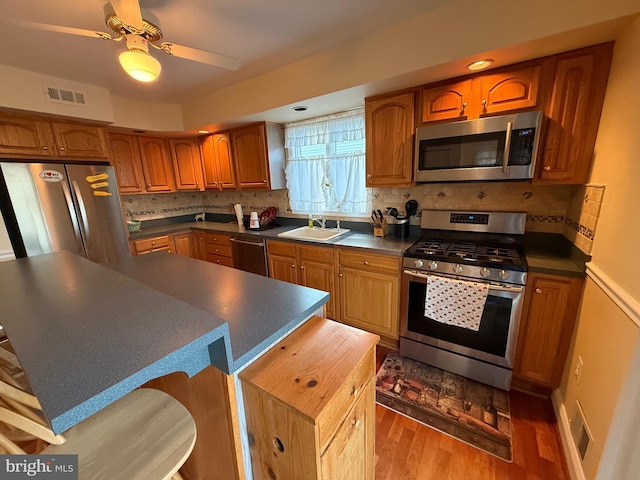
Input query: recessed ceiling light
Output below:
<box><xmin>292</xmin><ymin>106</ymin><xmax>308</xmax><ymax>112</ymax></box>
<box><xmin>197</xmin><ymin>129</ymin><xmax>210</xmax><ymax>134</ymax></box>
<box><xmin>466</xmin><ymin>59</ymin><xmax>494</xmax><ymax>71</ymax></box>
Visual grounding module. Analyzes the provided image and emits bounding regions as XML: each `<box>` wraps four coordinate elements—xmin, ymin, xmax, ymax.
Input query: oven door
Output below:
<box><xmin>400</xmin><ymin>270</ymin><xmax>524</xmax><ymax>369</ymax></box>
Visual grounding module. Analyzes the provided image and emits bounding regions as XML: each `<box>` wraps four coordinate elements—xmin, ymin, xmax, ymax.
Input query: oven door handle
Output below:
<box><xmin>404</xmin><ymin>270</ymin><xmax>524</xmax><ymax>293</ymax></box>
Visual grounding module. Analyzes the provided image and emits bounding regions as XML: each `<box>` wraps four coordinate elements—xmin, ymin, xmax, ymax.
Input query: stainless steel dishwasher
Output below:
<box><xmin>230</xmin><ymin>237</ymin><xmax>268</xmax><ymax>276</ymax></box>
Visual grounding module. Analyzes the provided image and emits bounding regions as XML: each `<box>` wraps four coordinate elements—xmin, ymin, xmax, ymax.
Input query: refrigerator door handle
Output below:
<box><xmin>60</xmin><ymin>180</ymin><xmax>85</xmax><ymax>255</ymax></box>
<box><xmin>71</xmin><ymin>180</ymin><xmax>91</xmax><ymax>253</ymax></box>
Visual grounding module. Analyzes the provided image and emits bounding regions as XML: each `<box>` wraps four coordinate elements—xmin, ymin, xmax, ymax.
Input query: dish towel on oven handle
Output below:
<box><xmin>424</xmin><ymin>275</ymin><xmax>489</xmax><ymax>331</ymax></box>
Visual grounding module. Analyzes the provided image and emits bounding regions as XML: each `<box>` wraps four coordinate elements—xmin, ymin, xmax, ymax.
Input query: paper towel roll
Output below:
<box><xmin>234</xmin><ymin>204</ymin><xmax>244</xmax><ymax>226</ymax></box>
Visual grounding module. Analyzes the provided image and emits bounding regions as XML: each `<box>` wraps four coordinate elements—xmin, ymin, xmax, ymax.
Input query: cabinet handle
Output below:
<box><xmin>339</xmin><ymin>273</ymin><xmax>343</xmax><ymax>278</ymax></box>
<box><xmin>291</xmin><ymin>264</ymin><xmax>295</xmax><ymax>268</ymax></box>
<box><xmin>137</xmin><ymin>184</ymin><xmax>141</xmax><ymax>188</ymax></box>
<box><xmin>535</xmin><ymin>288</ymin><xmax>542</xmax><ymax>294</ymax></box>
<box><xmin>351</xmin><ymin>386</ymin><xmax>359</xmax><ymax>396</ymax></box>
<box><xmin>366</xmin><ymin>174</ymin><xmax>372</xmax><ymax>178</ymax></box>
<box><xmin>152</xmin><ymin>242</ymin><xmax>156</xmax><ymax>246</ymax></box>
<box><xmin>59</xmin><ymin>146</ymin><xmax>66</xmax><ymax>151</ymax></box>
<box><xmin>300</xmin><ymin>266</ymin><xmax>304</xmax><ymax>270</ymax></box>
<box><xmin>460</xmin><ymin>102</ymin><xmax>467</xmax><ymax>115</ymax></box>
<box><xmin>262</xmin><ymin>180</ymin><xmax>267</xmax><ymax>183</ymax></box>
<box><xmin>481</xmin><ymin>99</ymin><xmax>487</xmax><ymax>112</ymax></box>
<box><xmin>543</xmin><ymin>165</ymin><xmax>551</xmax><ymax>171</ymax></box>
<box><xmin>351</xmin><ymin>417</ymin><xmax>361</xmax><ymax>428</ymax></box>
<box><xmin>147</xmin><ymin>183</ymin><xmax>152</xmax><ymax>187</ymax></box>
<box><xmin>42</xmin><ymin>146</ymin><xmax>48</xmax><ymax>151</ymax></box>
<box><xmin>363</xmin><ymin>260</ymin><xmax>368</xmax><ymax>265</ymax></box>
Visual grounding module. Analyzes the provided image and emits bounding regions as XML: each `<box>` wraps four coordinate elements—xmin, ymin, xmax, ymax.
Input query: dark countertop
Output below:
<box><xmin>524</xmin><ymin>232</ymin><xmax>590</xmax><ymax>277</ymax></box>
<box><xmin>0</xmin><ymin>251</ymin><xmax>327</xmax><ymax>434</ymax></box>
<box><xmin>129</xmin><ymin>218</ymin><xmax>418</xmax><ymax>256</ymax></box>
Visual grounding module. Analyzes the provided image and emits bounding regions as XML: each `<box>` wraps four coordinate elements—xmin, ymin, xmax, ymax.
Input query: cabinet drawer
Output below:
<box><xmin>133</xmin><ymin>235</ymin><xmax>170</xmax><ymax>254</ymax></box>
<box><xmin>317</xmin><ymin>345</ymin><xmax>375</xmax><ymax>451</ymax></box>
<box><xmin>205</xmin><ymin>244</ymin><xmax>232</xmax><ymax>258</ymax></box>
<box><xmin>267</xmin><ymin>240</ymin><xmax>297</xmax><ymax>257</ymax></box>
<box><xmin>299</xmin><ymin>244</ymin><xmax>334</xmax><ymax>263</ymax></box>
<box><xmin>206</xmin><ymin>254</ymin><xmax>234</xmax><ymax>267</ymax></box>
<box><xmin>203</xmin><ymin>232</ymin><xmax>232</xmax><ymax>247</ymax></box>
<box><xmin>338</xmin><ymin>249</ymin><xmax>400</xmax><ymax>275</ymax></box>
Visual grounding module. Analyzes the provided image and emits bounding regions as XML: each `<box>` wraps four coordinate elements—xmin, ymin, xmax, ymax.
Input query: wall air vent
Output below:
<box><xmin>570</xmin><ymin>401</ymin><xmax>593</xmax><ymax>461</ymax></box>
<box><xmin>44</xmin><ymin>86</ymin><xmax>86</xmax><ymax>106</ymax></box>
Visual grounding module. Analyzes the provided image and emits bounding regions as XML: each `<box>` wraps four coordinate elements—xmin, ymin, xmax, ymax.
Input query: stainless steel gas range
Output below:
<box><xmin>400</xmin><ymin>209</ymin><xmax>528</xmax><ymax>390</ymax></box>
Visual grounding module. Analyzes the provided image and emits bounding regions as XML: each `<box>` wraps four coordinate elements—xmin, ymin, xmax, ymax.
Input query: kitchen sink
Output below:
<box><xmin>277</xmin><ymin>226</ymin><xmax>350</xmax><ymax>243</ymax></box>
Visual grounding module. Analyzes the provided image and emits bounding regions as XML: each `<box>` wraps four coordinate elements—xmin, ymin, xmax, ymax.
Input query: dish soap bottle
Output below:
<box><xmin>308</xmin><ymin>214</ymin><xmax>314</xmax><ymax>228</ymax></box>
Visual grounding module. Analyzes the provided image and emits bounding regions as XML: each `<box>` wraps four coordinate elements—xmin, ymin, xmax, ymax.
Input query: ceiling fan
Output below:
<box><xmin>12</xmin><ymin>0</ymin><xmax>242</xmax><ymax>83</ymax></box>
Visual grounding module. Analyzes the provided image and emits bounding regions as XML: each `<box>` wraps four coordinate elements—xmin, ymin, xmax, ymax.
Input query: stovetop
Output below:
<box><xmin>406</xmin><ymin>235</ymin><xmax>526</xmax><ymax>270</ymax></box>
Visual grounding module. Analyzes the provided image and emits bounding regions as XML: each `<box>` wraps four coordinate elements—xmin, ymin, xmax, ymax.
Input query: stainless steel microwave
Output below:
<box><xmin>414</xmin><ymin>111</ymin><xmax>543</xmax><ymax>182</ymax></box>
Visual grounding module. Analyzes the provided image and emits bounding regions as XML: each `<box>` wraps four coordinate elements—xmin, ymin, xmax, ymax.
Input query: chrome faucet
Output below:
<box><xmin>312</xmin><ymin>216</ymin><xmax>326</xmax><ymax>229</ymax></box>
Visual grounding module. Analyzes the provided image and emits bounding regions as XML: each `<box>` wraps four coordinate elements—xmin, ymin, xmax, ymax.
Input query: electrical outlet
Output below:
<box><xmin>574</xmin><ymin>355</ymin><xmax>584</xmax><ymax>384</ymax></box>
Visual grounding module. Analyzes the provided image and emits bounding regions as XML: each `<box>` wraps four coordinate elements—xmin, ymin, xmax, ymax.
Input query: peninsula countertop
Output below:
<box><xmin>0</xmin><ymin>251</ymin><xmax>328</xmax><ymax>434</ymax></box>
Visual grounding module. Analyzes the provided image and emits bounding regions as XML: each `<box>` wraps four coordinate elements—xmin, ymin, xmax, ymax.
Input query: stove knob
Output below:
<box><xmin>453</xmin><ymin>264</ymin><xmax>464</xmax><ymax>274</ymax></box>
<box><xmin>499</xmin><ymin>269</ymin><xmax>510</xmax><ymax>280</ymax></box>
<box><xmin>414</xmin><ymin>259</ymin><xmax>424</xmax><ymax>268</ymax></box>
<box><xmin>480</xmin><ymin>267</ymin><xmax>491</xmax><ymax>278</ymax></box>
<box><xmin>429</xmin><ymin>261</ymin><xmax>438</xmax><ymax>270</ymax></box>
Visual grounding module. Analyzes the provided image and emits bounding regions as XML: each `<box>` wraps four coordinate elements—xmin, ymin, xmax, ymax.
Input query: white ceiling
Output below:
<box><xmin>0</xmin><ymin>0</ymin><xmax>638</xmax><ymax>131</ymax></box>
<box><xmin>0</xmin><ymin>0</ymin><xmax>449</xmax><ymax>103</ymax></box>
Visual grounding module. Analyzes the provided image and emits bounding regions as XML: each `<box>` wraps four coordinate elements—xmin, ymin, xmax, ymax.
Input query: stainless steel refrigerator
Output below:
<box><xmin>0</xmin><ymin>162</ymin><xmax>129</xmax><ymax>263</ymax></box>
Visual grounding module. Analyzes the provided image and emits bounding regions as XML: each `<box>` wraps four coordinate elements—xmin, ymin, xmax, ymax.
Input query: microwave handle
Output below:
<box><xmin>502</xmin><ymin>121</ymin><xmax>513</xmax><ymax>173</ymax></box>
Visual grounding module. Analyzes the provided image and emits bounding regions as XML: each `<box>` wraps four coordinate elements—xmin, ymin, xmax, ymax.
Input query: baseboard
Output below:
<box><xmin>0</xmin><ymin>249</ymin><xmax>15</xmax><ymax>262</ymax></box>
<box><xmin>552</xmin><ymin>389</ymin><xmax>586</xmax><ymax>480</ymax></box>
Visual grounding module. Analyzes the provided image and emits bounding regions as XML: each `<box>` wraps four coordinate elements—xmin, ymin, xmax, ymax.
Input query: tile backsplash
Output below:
<box><xmin>121</xmin><ymin>181</ymin><xmax>603</xmax><ymax>254</ymax></box>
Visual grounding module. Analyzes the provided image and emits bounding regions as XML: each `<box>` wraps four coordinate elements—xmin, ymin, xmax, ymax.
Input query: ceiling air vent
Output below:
<box><xmin>44</xmin><ymin>86</ymin><xmax>86</xmax><ymax>106</ymax></box>
<box><xmin>570</xmin><ymin>401</ymin><xmax>593</xmax><ymax>461</ymax></box>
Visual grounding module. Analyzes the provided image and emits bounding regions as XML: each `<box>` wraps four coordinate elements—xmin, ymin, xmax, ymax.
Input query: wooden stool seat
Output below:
<box><xmin>0</xmin><ymin>383</ymin><xmax>196</xmax><ymax>480</ymax></box>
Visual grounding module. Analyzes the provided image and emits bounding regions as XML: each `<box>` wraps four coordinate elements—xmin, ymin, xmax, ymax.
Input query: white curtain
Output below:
<box><xmin>284</xmin><ymin>108</ymin><xmax>369</xmax><ymax>214</ymax></box>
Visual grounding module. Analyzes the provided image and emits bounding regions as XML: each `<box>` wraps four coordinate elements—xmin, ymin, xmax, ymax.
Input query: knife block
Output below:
<box><xmin>373</xmin><ymin>218</ymin><xmax>389</xmax><ymax>237</ymax></box>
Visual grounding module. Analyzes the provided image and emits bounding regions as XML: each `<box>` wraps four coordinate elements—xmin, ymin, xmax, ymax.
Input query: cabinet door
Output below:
<box><xmin>192</xmin><ymin>232</ymin><xmax>207</xmax><ymax>261</ymax></box>
<box><xmin>269</xmin><ymin>254</ymin><xmax>299</xmax><ymax>284</ymax></box>
<box><xmin>170</xmin><ymin>138</ymin><xmax>204</xmax><ymax>191</ymax></box>
<box><xmin>300</xmin><ymin>256</ymin><xmax>338</xmax><ymax>321</ymax></box>
<box><xmin>109</xmin><ymin>134</ymin><xmax>145</xmax><ymax>194</ymax></box>
<box><xmin>320</xmin><ymin>378</ymin><xmax>375</xmax><ymax>480</ymax></box>
<box><xmin>172</xmin><ymin>232</ymin><xmax>195</xmax><ymax>258</ymax></box>
<box><xmin>137</xmin><ymin>137</ymin><xmax>174</xmax><ymax>192</ymax></box>
<box><xmin>515</xmin><ymin>274</ymin><xmax>584</xmax><ymax>387</ymax></box>
<box><xmin>0</xmin><ymin>116</ymin><xmax>55</xmax><ymax>157</ymax></box>
<box><xmin>365</xmin><ymin>92</ymin><xmax>415</xmax><ymax>186</ymax></box>
<box><xmin>538</xmin><ymin>44</ymin><xmax>613</xmax><ymax>184</ymax></box>
<box><xmin>420</xmin><ymin>79</ymin><xmax>472</xmax><ymax>123</ymax></box>
<box><xmin>476</xmin><ymin>65</ymin><xmax>542</xmax><ymax>116</ymax></box>
<box><xmin>232</xmin><ymin>124</ymin><xmax>270</xmax><ymax>188</ymax></box>
<box><xmin>201</xmin><ymin>133</ymin><xmax>237</xmax><ymax>190</ymax></box>
<box><xmin>339</xmin><ymin>266</ymin><xmax>399</xmax><ymax>339</ymax></box>
<box><xmin>50</xmin><ymin>123</ymin><xmax>109</xmax><ymax>158</ymax></box>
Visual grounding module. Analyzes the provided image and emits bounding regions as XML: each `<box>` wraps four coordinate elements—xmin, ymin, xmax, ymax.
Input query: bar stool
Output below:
<box><xmin>0</xmin><ymin>379</ymin><xmax>196</xmax><ymax>480</ymax></box>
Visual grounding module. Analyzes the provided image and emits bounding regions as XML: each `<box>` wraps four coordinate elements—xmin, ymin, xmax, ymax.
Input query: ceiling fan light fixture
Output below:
<box><xmin>119</xmin><ymin>50</ymin><xmax>161</xmax><ymax>82</ymax></box>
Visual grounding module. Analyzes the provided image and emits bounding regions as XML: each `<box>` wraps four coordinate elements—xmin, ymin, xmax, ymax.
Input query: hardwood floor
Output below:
<box><xmin>374</xmin><ymin>347</ymin><xmax>570</xmax><ymax>479</ymax></box>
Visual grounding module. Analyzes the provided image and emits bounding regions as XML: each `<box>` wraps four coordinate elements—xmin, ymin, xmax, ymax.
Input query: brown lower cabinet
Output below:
<box><xmin>131</xmin><ymin>235</ymin><xmax>172</xmax><ymax>255</ymax></box>
<box><xmin>514</xmin><ymin>272</ymin><xmax>585</xmax><ymax>390</ymax></box>
<box><xmin>338</xmin><ymin>248</ymin><xmax>401</xmax><ymax>348</ymax></box>
<box><xmin>240</xmin><ymin>316</ymin><xmax>378</xmax><ymax>480</ymax></box>
<box><xmin>172</xmin><ymin>232</ymin><xmax>195</xmax><ymax>257</ymax></box>
<box><xmin>267</xmin><ymin>240</ymin><xmax>339</xmax><ymax>320</ymax></box>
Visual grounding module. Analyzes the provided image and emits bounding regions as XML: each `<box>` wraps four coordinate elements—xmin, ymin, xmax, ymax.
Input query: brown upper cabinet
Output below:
<box><xmin>110</xmin><ymin>134</ymin><xmax>175</xmax><ymax>194</ymax></box>
<box><xmin>536</xmin><ymin>43</ymin><xmax>614</xmax><ymax>184</ymax></box>
<box><xmin>419</xmin><ymin>63</ymin><xmax>545</xmax><ymax>124</ymax></box>
<box><xmin>0</xmin><ymin>113</ymin><xmax>109</xmax><ymax>160</ymax></box>
<box><xmin>231</xmin><ymin>123</ymin><xmax>285</xmax><ymax>189</ymax></box>
<box><xmin>201</xmin><ymin>122</ymin><xmax>285</xmax><ymax>190</ymax></box>
<box><xmin>200</xmin><ymin>132</ymin><xmax>237</xmax><ymax>190</ymax></box>
<box><xmin>169</xmin><ymin>138</ymin><xmax>204</xmax><ymax>191</ymax></box>
<box><xmin>365</xmin><ymin>91</ymin><xmax>415</xmax><ymax>187</ymax></box>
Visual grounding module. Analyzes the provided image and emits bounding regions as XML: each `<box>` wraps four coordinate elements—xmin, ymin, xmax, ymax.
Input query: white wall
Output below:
<box><xmin>556</xmin><ymin>16</ymin><xmax>640</xmax><ymax>480</ymax></box>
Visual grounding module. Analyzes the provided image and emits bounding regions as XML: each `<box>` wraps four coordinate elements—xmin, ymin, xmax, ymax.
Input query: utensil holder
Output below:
<box><xmin>373</xmin><ymin>219</ymin><xmax>389</xmax><ymax>237</ymax></box>
<box><xmin>394</xmin><ymin>218</ymin><xmax>410</xmax><ymax>239</ymax></box>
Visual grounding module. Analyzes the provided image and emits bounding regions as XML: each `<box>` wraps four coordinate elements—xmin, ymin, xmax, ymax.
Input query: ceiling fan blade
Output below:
<box><xmin>8</xmin><ymin>20</ymin><xmax>114</xmax><ymax>40</ymax></box>
<box><xmin>110</xmin><ymin>0</ymin><xmax>144</xmax><ymax>32</ymax></box>
<box><xmin>158</xmin><ymin>42</ymin><xmax>242</xmax><ymax>71</ymax></box>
